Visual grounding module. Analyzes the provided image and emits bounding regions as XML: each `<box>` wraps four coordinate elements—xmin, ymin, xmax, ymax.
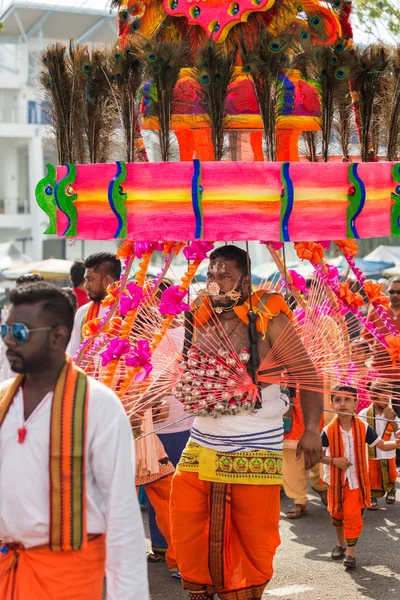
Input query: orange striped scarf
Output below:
<box><xmin>80</xmin><ymin>301</ymin><xmax>101</xmax><ymax>342</ymax></box>
<box><xmin>327</xmin><ymin>415</ymin><xmax>370</xmax><ymax>514</ymax></box>
<box><xmin>366</xmin><ymin>404</ymin><xmax>393</xmax><ymax>459</ymax></box>
<box><xmin>0</xmin><ymin>357</ymin><xmax>89</xmax><ymax>551</ymax></box>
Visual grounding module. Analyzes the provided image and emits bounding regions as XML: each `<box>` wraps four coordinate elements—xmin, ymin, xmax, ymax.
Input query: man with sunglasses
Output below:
<box><xmin>0</xmin><ymin>282</ymin><xmax>148</xmax><ymax>599</ymax></box>
<box><xmin>0</xmin><ymin>273</ymin><xmax>45</xmax><ymax>384</ymax></box>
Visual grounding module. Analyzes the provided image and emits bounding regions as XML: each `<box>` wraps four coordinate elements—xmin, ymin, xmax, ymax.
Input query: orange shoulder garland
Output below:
<box><xmin>192</xmin><ymin>291</ymin><xmax>292</xmax><ymax>335</ymax></box>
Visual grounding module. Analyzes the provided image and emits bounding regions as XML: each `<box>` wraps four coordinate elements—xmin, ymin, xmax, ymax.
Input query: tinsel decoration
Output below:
<box><xmin>142</xmin><ymin>39</ymin><xmax>189</xmax><ymax>161</ymax></box>
<box><xmin>194</xmin><ymin>42</ymin><xmax>237</xmax><ymax>161</ymax></box>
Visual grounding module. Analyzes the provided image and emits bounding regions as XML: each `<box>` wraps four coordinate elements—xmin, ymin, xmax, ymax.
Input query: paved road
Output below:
<box><xmin>147</xmin><ymin>480</ymin><xmax>400</xmax><ymax>600</ymax></box>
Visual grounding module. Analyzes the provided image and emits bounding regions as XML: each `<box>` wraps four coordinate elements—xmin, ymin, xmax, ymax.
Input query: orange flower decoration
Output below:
<box><xmin>385</xmin><ymin>334</ymin><xmax>400</xmax><ymax>365</ymax></box>
<box><xmin>117</xmin><ymin>241</ymin><xmax>135</xmax><ymax>259</ymax></box>
<box><xmin>103</xmin><ymin>317</ymin><xmax>123</xmax><ymax>335</ymax></box>
<box><xmin>102</xmin><ymin>281</ymin><xmax>121</xmax><ymax>307</ymax></box>
<box><xmin>364</xmin><ymin>281</ymin><xmax>390</xmax><ymax>308</ymax></box>
<box><xmin>294</xmin><ymin>242</ymin><xmax>325</xmax><ymax>263</ymax></box>
<box><xmin>163</xmin><ymin>241</ymin><xmax>185</xmax><ymax>255</ymax></box>
<box><xmin>334</xmin><ymin>239</ymin><xmax>358</xmax><ymax>257</ymax></box>
<box><xmin>82</xmin><ymin>317</ymin><xmax>102</xmax><ymax>338</ymax></box>
<box><xmin>338</xmin><ymin>282</ymin><xmax>364</xmax><ymax>307</ymax></box>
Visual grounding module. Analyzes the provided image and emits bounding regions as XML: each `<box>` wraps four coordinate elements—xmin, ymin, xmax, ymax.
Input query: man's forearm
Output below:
<box><xmin>300</xmin><ymin>387</ymin><xmax>323</xmax><ymax>431</ymax></box>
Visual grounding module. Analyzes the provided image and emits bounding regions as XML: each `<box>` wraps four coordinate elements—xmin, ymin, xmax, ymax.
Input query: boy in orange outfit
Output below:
<box><xmin>321</xmin><ymin>385</ymin><xmax>400</xmax><ymax>569</ymax></box>
<box><xmin>358</xmin><ymin>380</ymin><xmax>399</xmax><ymax>508</ymax></box>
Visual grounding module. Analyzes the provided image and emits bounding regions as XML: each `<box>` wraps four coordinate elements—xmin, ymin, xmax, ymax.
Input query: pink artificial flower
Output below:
<box><xmin>287</xmin><ymin>270</ymin><xmax>308</xmax><ymax>293</ymax></box>
<box><xmin>159</xmin><ymin>285</ymin><xmax>190</xmax><ymax>315</ymax></box>
<box><xmin>119</xmin><ymin>281</ymin><xmax>144</xmax><ymax>315</ymax></box>
<box><xmin>325</xmin><ymin>264</ymin><xmax>340</xmax><ymax>286</ymax></box>
<box><xmin>135</xmin><ymin>241</ymin><xmax>163</xmax><ymax>259</ymax></box>
<box><xmin>100</xmin><ymin>338</ymin><xmax>131</xmax><ymax>367</ymax></box>
<box><xmin>125</xmin><ymin>339</ymin><xmax>153</xmax><ymax>382</ymax></box>
<box><xmin>183</xmin><ymin>241</ymin><xmax>214</xmax><ymax>261</ymax></box>
<box><xmin>263</xmin><ymin>241</ymin><xmax>283</xmax><ymax>251</ymax></box>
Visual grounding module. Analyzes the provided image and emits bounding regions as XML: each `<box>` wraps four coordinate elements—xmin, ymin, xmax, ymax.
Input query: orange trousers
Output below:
<box><xmin>0</xmin><ymin>535</ymin><xmax>105</xmax><ymax>600</ymax></box>
<box><xmin>369</xmin><ymin>458</ymin><xmax>398</xmax><ymax>498</ymax></box>
<box><xmin>145</xmin><ymin>474</ymin><xmax>176</xmax><ymax>569</ymax></box>
<box><xmin>330</xmin><ymin>483</ymin><xmax>364</xmax><ymax>547</ymax></box>
<box><xmin>170</xmin><ymin>470</ymin><xmax>281</xmax><ymax>600</ymax></box>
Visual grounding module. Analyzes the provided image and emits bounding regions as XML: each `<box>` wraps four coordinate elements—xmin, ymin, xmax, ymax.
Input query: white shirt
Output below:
<box><xmin>0</xmin><ymin>376</ymin><xmax>149</xmax><ymax>600</ymax></box>
<box><xmin>190</xmin><ymin>384</ymin><xmax>289</xmax><ymax>452</ymax></box>
<box><xmin>0</xmin><ymin>339</ymin><xmax>14</xmax><ymax>383</ymax></box>
<box><xmin>358</xmin><ymin>407</ymin><xmax>400</xmax><ymax>460</ymax></box>
<box><xmin>321</xmin><ymin>423</ymin><xmax>381</xmax><ymax>489</ymax></box>
<box><xmin>67</xmin><ymin>301</ymin><xmax>107</xmax><ymax>359</ymax></box>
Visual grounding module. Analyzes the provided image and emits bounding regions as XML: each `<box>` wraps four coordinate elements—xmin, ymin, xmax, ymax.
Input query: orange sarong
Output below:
<box><xmin>330</xmin><ymin>482</ymin><xmax>364</xmax><ymax>547</ymax></box>
<box><xmin>145</xmin><ymin>474</ymin><xmax>176</xmax><ymax>570</ymax></box>
<box><xmin>369</xmin><ymin>457</ymin><xmax>398</xmax><ymax>498</ymax></box>
<box><xmin>170</xmin><ymin>470</ymin><xmax>280</xmax><ymax>600</ymax></box>
<box><xmin>0</xmin><ymin>535</ymin><xmax>105</xmax><ymax>600</ymax></box>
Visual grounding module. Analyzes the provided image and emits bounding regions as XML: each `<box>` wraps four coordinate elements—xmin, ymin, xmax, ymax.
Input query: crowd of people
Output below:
<box><xmin>0</xmin><ymin>247</ymin><xmax>399</xmax><ymax>599</ymax></box>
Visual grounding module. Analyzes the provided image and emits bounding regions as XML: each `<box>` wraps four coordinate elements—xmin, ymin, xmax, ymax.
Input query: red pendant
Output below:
<box><xmin>17</xmin><ymin>427</ymin><xmax>27</xmax><ymax>444</ymax></box>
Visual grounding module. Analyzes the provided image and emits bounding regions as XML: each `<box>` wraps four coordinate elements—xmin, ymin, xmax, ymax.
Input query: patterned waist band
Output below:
<box><xmin>177</xmin><ymin>441</ymin><xmax>282</xmax><ymax>485</ymax></box>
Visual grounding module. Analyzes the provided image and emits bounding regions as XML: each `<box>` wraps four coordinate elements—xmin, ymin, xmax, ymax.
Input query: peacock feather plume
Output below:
<box><xmin>194</xmin><ymin>42</ymin><xmax>237</xmax><ymax>161</ymax></box>
<box><xmin>142</xmin><ymin>38</ymin><xmax>189</xmax><ymax>161</ymax></box>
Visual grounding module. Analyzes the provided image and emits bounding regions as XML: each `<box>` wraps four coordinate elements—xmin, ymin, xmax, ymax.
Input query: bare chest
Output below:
<box><xmin>194</xmin><ymin>317</ymin><xmax>249</xmax><ymax>356</ymax></box>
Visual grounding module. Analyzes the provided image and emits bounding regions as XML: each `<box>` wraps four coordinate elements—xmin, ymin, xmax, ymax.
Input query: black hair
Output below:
<box><xmin>70</xmin><ymin>261</ymin><xmax>85</xmax><ymax>287</ymax></box>
<box><xmin>84</xmin><ymin>252</ymin><xmax>121</xmax><ymax>281</ymax></box>
<box><xmin>331</xmin><ymin>384</ymin><xmax>358</xmax><ymax>400</ymax></box>
<box><xmin>209</xmin><ymin>245</ymin><xmax>250</xmax><ymax>276</ymax></box>
<box><xmin>15</xmin><ymin>273</ymin><xmax>45</xmax><ymax>286</ymax></box>
<box><xmin>10</xmin><ymin>282</ymin><xmax>74</xmax><ymax>339</ymax></box>
<box><xmin>61</xmin><ymin>286</ymin><xmax>78</xmax><ymax>313</ymax></box>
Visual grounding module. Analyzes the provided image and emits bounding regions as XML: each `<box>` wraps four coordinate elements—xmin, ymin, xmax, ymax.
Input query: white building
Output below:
<box><xmin>0</xmin><ymin>0</ymin><xmax>118</xmax><ymax>261</ymax></box>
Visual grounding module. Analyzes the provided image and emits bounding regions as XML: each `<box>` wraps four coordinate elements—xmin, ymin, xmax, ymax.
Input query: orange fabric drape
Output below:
<box><xmin>368</xmin><ymin>457</ymin><xmax>398</xmax><ymax>497</ymax></box>
<box><xmin>170</xmin><ymin>470</ymin><xmax>280</xmax><ymax>600</ymax></box>
<box><xmin>330</xmin><ymin>483</ymin><xmax>364</xmax><ymax>546</ymax></box>
<box><xmin>145</xmin><ymin>474</ymin><xmax>176</xmax><ymax>570</ymax></box>
<box><xmin>0</xmin><ymin>535</ymin><xmax>105</xmax><ymax>600</ymax></box>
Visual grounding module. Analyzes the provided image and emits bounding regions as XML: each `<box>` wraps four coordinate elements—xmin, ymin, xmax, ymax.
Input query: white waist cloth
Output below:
<box><xmin>0</xmin><ymin>376</ymin><xmax>148</xmax><ymax>600</ymax></box>
<box><xmin>189</xmin><ymin>384</ymin><xmax>288</xmax><ymax>453</ymax></box>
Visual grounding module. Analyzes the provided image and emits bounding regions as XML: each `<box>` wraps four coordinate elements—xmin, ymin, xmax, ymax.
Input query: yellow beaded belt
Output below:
<box><xmin>177</xmin><ymin>441</ymin><xmax>283</xmax><ymax>485</ymax></box>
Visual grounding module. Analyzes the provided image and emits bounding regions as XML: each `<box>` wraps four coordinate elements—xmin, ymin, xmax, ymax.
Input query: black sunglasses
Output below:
<box><xmin>389</xmin><ymin>290</ymin><xmax>400</xmax><ymax>295</ymax></box>
<box><xmin>0</xmin><ymin>323</ymin><xmax>54</xmax><ymax>344</ymax></box>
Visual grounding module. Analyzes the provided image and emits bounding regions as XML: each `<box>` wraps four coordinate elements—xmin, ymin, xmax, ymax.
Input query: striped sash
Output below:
<box><xmin>80</xmin><ymin>301</ymin><xmax>101</xmax><ymax>341</ymax></box>
<box><xmin>366</xmin><ymin>404</ymin><xmax>393</xmax><ymax>459</ymax></box>
<box><xmin>0</xmin><ymin>357</ymin><xmax>89</xmax><ymax>551</ymax></box>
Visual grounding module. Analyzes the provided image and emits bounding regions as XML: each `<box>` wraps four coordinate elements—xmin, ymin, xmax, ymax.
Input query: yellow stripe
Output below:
<box><xmin>71</xmin><ymin>371</ymin><xmax>88</xmax><ymax>549</ymax></box>
<box><xmin>49</xmin><ymin>361</ymin><xmax>69</xmax><ymax>551</ymax></box>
